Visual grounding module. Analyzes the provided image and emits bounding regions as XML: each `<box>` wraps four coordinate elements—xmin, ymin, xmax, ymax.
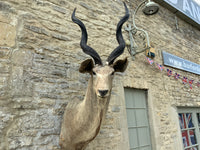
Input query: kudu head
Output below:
<box><xmin>72</xmin><ymin>2</ymin><xmax>129</xmax><ymax>99</ymax></box>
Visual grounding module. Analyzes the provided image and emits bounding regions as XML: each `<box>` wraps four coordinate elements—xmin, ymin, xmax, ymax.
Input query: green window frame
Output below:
<box><xmin>178</xmin><ymin>108</ymin><xmax>200</xmax><ymax>150</ymax></box>
<box><xmin>124</xmin><ymin>88</ymin><xmax>152</xmax><ymax>150</ymax></box>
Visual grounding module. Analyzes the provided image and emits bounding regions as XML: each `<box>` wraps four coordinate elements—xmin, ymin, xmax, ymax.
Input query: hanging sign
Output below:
<box><xmin>154</xmin><ymin>0</ymin><xmax>200</xmax><ymax>28</ymax></box>
<box><xmin>162</xmin><ymin>51</ymin><xmax>200</xmax><ymax>75</ymax></box>
<box><xmin>164</xmin><ymin>0</ymin><xmax>200</xmax><ymax>25</ymax></box>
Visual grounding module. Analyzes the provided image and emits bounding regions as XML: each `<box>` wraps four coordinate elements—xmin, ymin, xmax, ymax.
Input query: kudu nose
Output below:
<box><xmin>98</xmin><ymin>90</ymin><xmax>108</xmax><ymax>97</ymax></box>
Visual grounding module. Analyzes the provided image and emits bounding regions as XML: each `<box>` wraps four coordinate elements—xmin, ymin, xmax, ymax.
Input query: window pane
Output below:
<box><xmin>179</xmin><ymin>113</ymin><xmax>187</xmax><ymax>129</ymax></box>
<box><xmin>136</xmin><ymin>109</ymin><xmax>148</xmax><ymax>127</ymax></box>
<box><xmin>181</xmin><ymin>129</ymin><xmax>197</xmax><ymax>148</ymax></box>
<box><xmin>186</xmin><ymin>113</ymin><xmax>194</xmax><ymax>128</ymax></box>
<box><xmin>126</xmin><ymin>109</ymin><xmax>136</xmax><ymax>127</ymax></box>
<box><xmin>182</xmin><ymin>130</ymin><xmax>189</xmax><ymax>148</ymax></box>
<box><xmin>189</xmin><ymin>129</ymin><xmax>197</xmax><ymax>145</ymax></box>
<box><xmin>138</xmin><ymin>127</ymin><xmax>151</xmax><ymax>146</ymax></box>
<box><xmin>128</xmin><ymin>128</ymin><xmax>138</xmax><ymax>149</ymax></box>
<box><xmin>191</xmin><ymin>146</ymin><xmax>198</xmax><ymax>150</ymax></box>
<box><xmin>179</xmin><ymin>113</ymin><xmax>194</xmax><ymax>129</ymax></box>
<box><xmin>134</xmin><ymin>91</ymin><xmax>146</xmax><ymax>108</ymax></box>
<box><xmin>125</xmin><ymin>89</ymin><xmax>135</xmax><ymax>108</ymax></box>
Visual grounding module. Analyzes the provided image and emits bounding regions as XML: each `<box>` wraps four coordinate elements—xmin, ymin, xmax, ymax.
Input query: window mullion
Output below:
<box><xmin>181</xmin><ymin>127</ymin><xmax>196</xmax><ymax>131</ymax></box>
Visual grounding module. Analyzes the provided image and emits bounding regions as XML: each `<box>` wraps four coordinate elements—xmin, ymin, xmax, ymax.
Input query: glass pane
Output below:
<box><xmin>179</xmin><ymin>113</ymin><xmax>194</xmax><ymax>129</ymax></box>
<box><xmin>182</xmin><ymin>129</ymin><xmax>198</xmax><ymax>148</ymax></box>
<box><xmin>182</xmin><ymin>130</ymin><xmax>189</xmax><ymax>148</ymax></box>
<box><xmin>197</xmin><ymin>113</ymin><xmax>200</xmax><ymax>127</ymax></box>
<box><xmin>134</xmin><ymin>91</ymin><xmax>146</xmax><ymax>108</ymax></box>
<box><xmin>135</xmin><ymin>109</ymin><xmax>148</xmax><ymax>127</ymax></box>
<box><xmin>186</xmin><ymin>113</ymin><xmax>194</xmax><ymax>128</ymax></box>
<box><xmin>126</xmin><ymin>109</ymin><xmax>136</xmax><ymax>127</ymax></box>
<box><xmin>191</xmin><ymin>146</ymin><xmax>198</xmax><ymax>150</ymax></box>
<box><xmin>189</xmin><ymin>130</ymin><xmax>197</xmax><ymax>145</ymax></box>
<box><xmin>128</xmin><ymin>128</ymin><xmax>138</xmax><ymax>149</ymax></box>
<box><xmin>125</xmin><ymin>89</ymin><xmax>135</xmax><ymax>108</ymax></box>
<box><xmin>138</xmin><ymin>127</ymin><xmax>151</xmax><ymax>147</ymax></box>
<box><xmin>179</xmin><ymin>113</ymin><xmax>187</xmax><ymax>129</ymax></box>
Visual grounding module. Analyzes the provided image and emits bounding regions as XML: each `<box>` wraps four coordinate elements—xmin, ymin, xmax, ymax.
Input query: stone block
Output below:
<box><xmin>25</xmin><ymin>25</ymin><xmax>49</xmax><ymax>36</ymax></box>
<box><xmin>111</xmin><ymin>105</ymin><xmax>120</xmax><ymax>112</ymax></box>
<box><xmin>0</xmin><ymin>0</ymin><xmax>199</xmax><ymax>150</ymax></box>
<box><xmin>0</xmin><ymin>22</ymin><xmax>16</xmax><ymax>47</ymax></box>
<box><xmin>52</xmin><ymin>5</ymin><xmax>66</xmax><ymax>14</ymax></box>
<box><xmin>0</xmin><ymin>2</ymin><xmax>13</xmax><ymax>13</ymax></box>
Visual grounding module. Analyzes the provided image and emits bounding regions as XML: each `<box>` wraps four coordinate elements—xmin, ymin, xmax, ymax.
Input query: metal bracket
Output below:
<box><xmin>125</xmin><ymin>23</ymin><xmax>137</xmax><ymax>60</ymax></box>
<box><xmin>125</xmin><ymin>0</ymin><xmax>152</xmax><ymax>60</ymax></box>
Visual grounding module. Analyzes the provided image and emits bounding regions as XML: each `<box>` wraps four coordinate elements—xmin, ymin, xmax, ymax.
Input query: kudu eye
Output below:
<box><xmin>92</xmin><ymin>71</ymin><xmax>96</xmax><ymax>75</ymax></box>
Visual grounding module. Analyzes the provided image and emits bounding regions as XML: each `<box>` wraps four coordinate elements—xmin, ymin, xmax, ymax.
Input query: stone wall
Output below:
<box><xmin>0</xmin><ymin>0</ymin><xmax>200</xmax><ymax>150</ymax></box>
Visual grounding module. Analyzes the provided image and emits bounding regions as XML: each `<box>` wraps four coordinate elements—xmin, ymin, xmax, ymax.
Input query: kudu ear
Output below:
<box><xmin>79</xmin><ymin>59</ymin><xmax>94</xmax><ymax>73</ymax></box>
<box><xmin>113</xmin><ymin>57</ymin><xmax>128</xmax><ymax>72</ymax></box>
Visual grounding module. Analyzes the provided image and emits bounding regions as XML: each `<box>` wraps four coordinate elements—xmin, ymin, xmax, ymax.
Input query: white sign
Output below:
<box><xmin>162</xmin><ymin>51</ymin><xmax>200</xmax><ymax>75</ymax></box>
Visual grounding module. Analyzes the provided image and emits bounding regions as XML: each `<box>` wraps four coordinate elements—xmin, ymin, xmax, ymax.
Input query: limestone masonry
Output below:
<box><xmin>0</xmin><ymin>0</ymin><xmax>200</xmax><ymax>150</ymax></box>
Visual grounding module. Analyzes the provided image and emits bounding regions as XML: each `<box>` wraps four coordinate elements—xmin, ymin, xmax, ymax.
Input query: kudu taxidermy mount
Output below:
<box><xmin>59</xmin><ymin>2</ymin><xmax>129</xmax><ymax>150</ymax></box>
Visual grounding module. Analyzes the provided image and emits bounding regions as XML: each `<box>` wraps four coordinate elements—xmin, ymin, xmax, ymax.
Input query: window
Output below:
<box><xmin>178</xmin><ymin>108</ymin><xmax>200</xmax><ymax>150</ymax></box>
<box><xmin>124</xmin><ymin>88</ymin><xmax>152</xmax><ymax>150</ymax></box>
